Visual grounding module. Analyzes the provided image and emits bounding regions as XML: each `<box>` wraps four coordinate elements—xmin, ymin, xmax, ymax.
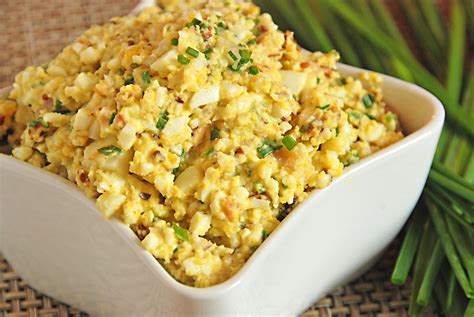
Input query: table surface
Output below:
<box><xmin>0</xmin><ymin>1</ymin><xmax>415</xmax><ymax>316</ymax></box>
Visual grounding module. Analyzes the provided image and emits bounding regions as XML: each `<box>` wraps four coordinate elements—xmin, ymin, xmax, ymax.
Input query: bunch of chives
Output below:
<box><xmin>256</xmin><ymin>0</ymin><xmax>474</xmax><ymax>315</ymax></box>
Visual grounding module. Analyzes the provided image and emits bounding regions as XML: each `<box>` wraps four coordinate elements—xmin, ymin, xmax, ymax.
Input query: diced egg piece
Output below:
<box><xmin>151</xmin><ymin>49</ymin><xmax>178</xmax><ymax>74</ymax></box>
<box><xmin>189</xmin><ymin>212</ymin><xmax>211</xmax><ymax>236</ymax></box>
<box><xmin>189</xmin><ymin>84</ymin><xmax>220</xmax><ymax>109</ymax></box>
<box><xmin>117</xmin><ymin>122</ymin><xmax>137</xmax><ymax>150</ymax></box>
<box><xmin>280</xmin><ymin>70</ymin><xmax>307</xmax><ymax>96</ymax></box>
<box><xmin>175</xmin><ymin>165</ymin><xmax>203</xmax><ymax>195</ymax></box>
<box><xmin>96</xmin><ymin>192</ymin><xmax>126</xmax><ymax>218</ymax></box>
<box><xmin>162</xmin><ymin>117</ymin><xmax>187</xmax><ymax>136</ymax></box>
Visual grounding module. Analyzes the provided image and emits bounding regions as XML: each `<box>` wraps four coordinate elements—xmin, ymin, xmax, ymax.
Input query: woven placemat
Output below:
<box><xmin>0</xmin><ymin>1</ymin><xmax>413</xmax><ymax>316</ymax></box>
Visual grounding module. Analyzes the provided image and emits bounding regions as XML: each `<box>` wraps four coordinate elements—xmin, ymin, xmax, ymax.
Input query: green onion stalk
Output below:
<box><xmin>256</xmin><ymin>0</ymin><xmax>474</xmax><ymax>315</ymax></box>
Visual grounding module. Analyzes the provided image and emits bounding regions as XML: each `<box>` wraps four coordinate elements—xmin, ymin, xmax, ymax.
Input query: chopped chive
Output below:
<box><xmin>186</xmin><ymin>47</ymin><xmax>199</xmax><ymax>58</ymax></box>
<box><xmin>229</xmin><ymin>64</ymin><xmax>241</xmax><ymax>72</ymax></box>
<box><xmin>385</xmin><ymin>112</ymin><xmax>396</xmax><ymax>123</ymax></box>
<box><xmin>186</xmin><ymin>18</ymin><xmax>202</xmax><ymax>28</ymax></box>
<box><xmin>109</xmin><ymin>112</ymin><xmax>117</xmax><ymax>124</ymax></box>
<box><xmin>202</xmin><ymin>147</ymin><xmax>214</xmax><ymax>157</ymax></box>
<box><xmin>254</xmin><ymin>182</ymin><xmax>266</xmax><ymax>194</ymax></box>
<box><xmin>172</xmin><ymin>166</ymin><xmax>181</xmax><ymax>176</ymax></box>
<box><xmin>348</xmin><ymin>111</ymin><xmax>362</xmax><ymax>119</ymax></box>
<box><xmin>177</xmin><ymin>54</ymin><xmax>190</xmax><ymax>65</ymax></box>
<box><xmin>217</xmin><ymin>21</ymin><xmax>226</xmax><ymax>29</ymax></box>
<box><xmin>156</xmin><ymin>111</ymin><xmax>169</xmax><ymax>130</ymax></box>
<box><xmin>365</xmin><ymin>113</ymin><xmax>376</xmax><ymax>120</ymax></box>
<box><xmin>282</xmin><ymin>135</ymin><xmax>298</xmax><ymax>151</ymax></box>
<box><xmin>316</xmin><ymin>77</ymin><xmax>321</xmax><ymax>84</ymax></box>
<box><xmin>299</xmin><ymin>124</ymin><xmax>311</xmax><ymax>133</ymax></box>
<box><xmin>141</xmin><ymin>71</ymin><xmax>151</xmax><ymax>84</ymax></box>
<box><xmin>319</xmin><ymin>104</ymin><xmax>330</xmax><ymax>110</ymax></box>
<box><xmin>262</xmin><ymin>229</ymin><xmax>268</xmax><ymax>241</ymax></box>
<box><xmin>28</xmin><ymin>117</ymin><xmax>48</xmax><ymax>129</ymax></box>
<box><xmin>239</xmin><ymin>49</ymin><xmax>252</xmax><ymax>63</ymax></box>
<box><xmin>28</xmin><ymin>119</ymin><xmax>39</xmax><ymax>128</ymax></box>
<box><xmin>344</xmin><ymin>149</ymin><xmax>360</xmax><ymax>167</ymax></box>
<box><xmin>362</xmin><ymin>93</ymin><xmax>375</xmax><ymax>108</ymax></box>
<box><xmin>172</xmin><ymin>223</ymin><xmax>189</xmax><ymax>241</ymax></box>
<box><xmin>171</xmin><ymin>38</ymin><xmax>179</xmax><ymax>46</ymax></box>
<box><xmin>98</xmin><ymin>145</ymin><xmax>122</xmax><ymax>156</ymax></box>
<box><xmin>210</xmin><ymin>127</ymin><xmax>220</xmax><ymax>140</ymax></box>
<box><xmin>248</xmin><ymin>65</ymin><xmax>259</xmax><ymax>75</ymax></box>
<box><xmin>228</xmin><ymin>50</ymin><xmax>238</xmax><ymax>61</ymax></box>
<box><xmin>202</xmin><ymin>47</ymin><xmax>213</xmax><ymax>59</ymax></box>
<box><xmin>53</xmin><ymin>99</ymin><xmax>70</xmax><ymax>114</ymax></box>
<box><xmin>124</xmin><ymin>76</ymin><xmax>134</xmax><ymax>85</ymax></box>
<box><xmin>257</xmin><ymin>139</ymin><xmax>279</xmax><ymax>158</ymax></box>
<box><xmin>247</xmin><ymin>38</ymin><xmax>257</xmax><ymax>45</ymax></box>
<box><xmin>337</xmin><ymin>77</ymin><xmax>347</xmax><ymax>86</ymax></box>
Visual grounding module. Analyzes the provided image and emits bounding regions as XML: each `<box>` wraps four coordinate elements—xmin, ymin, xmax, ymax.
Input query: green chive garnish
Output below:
<box><xmin>319</xmin><ymin>104</ymin><xmax>330</xmax><ymax>110</ymax></box>
<box><xmin>210</xmin><ymin>127</ymin><xmax>220</xmax><ymax>140</ymax></box>
<box><xmin>53</xmin><ymin>99</ymin><xmax>70</xmax><ymax>114</ymax></box>
<box><xmin>348</xmin><ymin>111</ymin><xmax>362</xmax><ymax>119</ymax></box>
<box><xmin>186</xmin><ymin>47</ymin><xmax>199</xmax><ymax>58</ymax></box>
<box><xmin>171</xmin><ymin>38</ymin><xmax>179</xmax><ymax>46</ymax></box>
<box><xmin>239</xmin><ymin>49</ymin><xmax>252</xmax><ymax>63</ymax></box>
<box><xmin>177</xmin><ymin>54</ymin><xmax>190</xmax><ymax>65</ymax></box>
<box><xmin>247</xmin><ymin>38</ymin><xmax>257</xmax><ymax>45</ymax></box>
<box><xmin>202</xmin><ymin>47</ymin><xmax>213</xmax><ymax>59</ymax></box>
<box><xmin>98</xmin><ymin>145</ymin><xmax>122</xmax><ymax>156</ymax></box>
<box><xmin>141</xmin><ymin>71</ymin><xmax>151</xmax><ymax>84</ymax></box>
<box><xmin>172</xmin><ymin>223</ymin><xmax>189</xmax><ymax>241</ymax></box>
<box><xmin>337</xmin><ymin>77</ymin><xmax>347</xmax><ymax>86</ymax></box>
<box><xmin>385</xmin><ymin>112</ymin><xmax>396</xmax><ymax>124</ymax></box>
<box><xmin>156</xmin><ymin>111</ymin><xmax>169</xmax><ymax>130</ymax></box>
<box><xmin>202</xmin><ymin>147</ymin><xmax>215</xmax><ymax>157</ymax></box>
<box><xmin>228</xmin><ymin>50</ymin><xmax>238</xmax><ymax>61</ymax></box>
<box><xmin>282</xmin><ymin>135</ymin><xmax>298</xmax><ymax>151</ymax></box>
<box><xmin>248</xmin><ymin>65</ymin><xmax>259</xmax><ymax>75</ymax></box>
<box><xmin>254</xmin><ymin>182</ymin><xmax>266</xmax><ymax>194</ymax></box>
<box><xmin>28</xmin><ymin>118</ymin><xmax>48</xmax><ymax>129</ymax></box>
<box><xmin>186</xmin><ymin>18</ymin><xmax>202</xmax><ymax>28</ymax></box>
<box><xmin>365</xmin><ymin>113</ymin><xmax>376</xmax><ymax>120</ymax></box>
<box><xmin>110</xmin><ymin>112</ymin><xmax>117</xmax><ymax>124</ymax></box>
<box><xmin>124</xmin><ymin>77</ymin><xmax>134</xmax><ymax>85</ymax></box>
<box><xmin>362</xmin><ymin>94</ymin><xmax>375</xmax><ymax>108</ymax></box>
<box><xmin>262</xmin><ymin>230</ymin><xmax>268</xmax><ymax>241</ymax></box>
<box><xmin>257</xmin><ymin>140</ymin><xmax>279</xmax><ymax>158</ymax></box>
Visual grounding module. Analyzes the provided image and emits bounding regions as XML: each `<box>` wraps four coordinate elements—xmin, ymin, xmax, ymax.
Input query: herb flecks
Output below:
<box><xmin>156</xmin><ymin>111</ymin><xmax>169</xmax><ymax>130</ymax></box>
<box><xmin>54</xmin><ymin>99</ymin><xmax>70</xmax><ymax>114</ymax></box>
<box><xmin>173</xmin><ymin>223</ymin><xmax>189</xmax><ymax>241</ymax></box>
<box><xmin>98</xmin><ymin>145</ymin><xmax>122</xmax><ymax>156</ymax></box>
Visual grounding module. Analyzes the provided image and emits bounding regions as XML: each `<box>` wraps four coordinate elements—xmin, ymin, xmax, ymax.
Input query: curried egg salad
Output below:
<box><xmin>0</xmin><ymin>0</ymin><xmax>403</xmax><ymax>287</ymax></box>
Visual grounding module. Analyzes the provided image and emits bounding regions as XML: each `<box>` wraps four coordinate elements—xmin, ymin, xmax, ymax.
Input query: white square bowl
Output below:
<box><xmin>0</xmin><ymin>64</ymin><xmax>444</xmax><ymax>316</ymax></box>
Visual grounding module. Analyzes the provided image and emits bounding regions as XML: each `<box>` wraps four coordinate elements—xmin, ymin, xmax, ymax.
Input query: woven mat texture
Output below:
<box><xmin>0</xmin><ymin>1</ymin><xmax>413</xmax><ymax>316</ymax></box>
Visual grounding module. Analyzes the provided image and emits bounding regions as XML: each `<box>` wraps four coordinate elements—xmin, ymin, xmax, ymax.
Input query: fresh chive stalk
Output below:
<box><xmin>265</xmin><ymin>1</ymin><xmax>474</xmax><ymax>314</ymax></box>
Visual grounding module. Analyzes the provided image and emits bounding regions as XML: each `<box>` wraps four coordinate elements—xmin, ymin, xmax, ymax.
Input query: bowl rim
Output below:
<box><xmin>0</xmin><ymin>63</ymin><xmax>445</xmax><ymax>298</ymax></box>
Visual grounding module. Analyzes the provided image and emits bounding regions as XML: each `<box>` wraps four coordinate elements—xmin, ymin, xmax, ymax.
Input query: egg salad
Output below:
<box><xmin>0</xmin><ymin>0</ymin><xmax>403</xmax><ymax>287</ymax></box>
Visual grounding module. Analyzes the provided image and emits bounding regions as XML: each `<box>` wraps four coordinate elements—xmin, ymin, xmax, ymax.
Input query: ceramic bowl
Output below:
<box><xmin>0</xmin><ymin>64</ymin><xmax>444</xmax><ymax>316</ymax></box>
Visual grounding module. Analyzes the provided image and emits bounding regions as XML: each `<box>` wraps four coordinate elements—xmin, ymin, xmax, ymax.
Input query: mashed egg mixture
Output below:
<box><xmin>0</xmin><ymin>0</ymin><xmax>403</xmax><ymax>287</ymax></box>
